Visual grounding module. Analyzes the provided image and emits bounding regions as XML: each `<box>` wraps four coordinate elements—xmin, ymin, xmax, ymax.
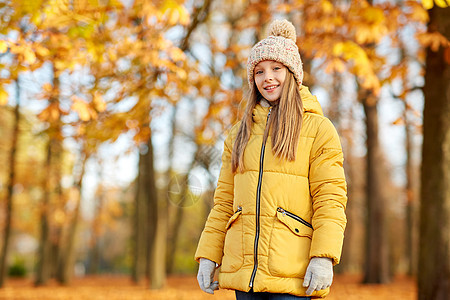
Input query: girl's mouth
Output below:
<box><xmin>264</xmin><ymin>85</ymin><xmax>279</xmax><ymax>92</ymax></box>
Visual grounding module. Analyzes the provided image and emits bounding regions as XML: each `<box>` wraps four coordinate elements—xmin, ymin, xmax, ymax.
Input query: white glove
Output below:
<box><xmin>197</xmin><ymin>258</ymin><xmax>219</xmax><ymax>294</ymax></box>
<box><xmin>303</xmin><ymin>257</ymin><xmax>333</xmax><ymax>295</ymax></box>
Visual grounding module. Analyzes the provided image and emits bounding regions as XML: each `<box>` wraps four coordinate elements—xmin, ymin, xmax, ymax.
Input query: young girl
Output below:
<box><xmin>195</xmin><ymin>19</ymin><xmax>347</xmax><ymax>300</ymax></box>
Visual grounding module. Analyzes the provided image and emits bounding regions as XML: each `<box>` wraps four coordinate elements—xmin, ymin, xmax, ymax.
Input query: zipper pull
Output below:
<box><xmin>277</xmin><ymin>207</ymin><xmax>286</xmax><ymax>216</ymax></box>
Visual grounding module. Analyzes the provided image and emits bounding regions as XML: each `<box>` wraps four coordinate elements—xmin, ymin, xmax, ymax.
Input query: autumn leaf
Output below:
<box><xmin>43</xmin><ymin>83</ymin><xmax>53</xmax><ymax>93</ymax></box>
<box><xmin>93</xmin><ymin>91</ymin><xmax>106</xmax><ymax>112</ymax></box>
<box><xmin>71</xmin><ymin>97</ymin><xmax>91</xmax><ymax>121</ymax></box>
<box><xmin>0</xmin><ymin>88</ymin><xmax>8</xmax><ymax>105</ymax></box>
<box><xmin>38</xmin><ymin>102</ymin><xmax>60</xmax><ymax>122</ymax></box>
<box><xmin>417</xmin><ymin>32</ymin><xmax>450</xmax><ymax>51</ymax></box>
<box><xmin>421</xmin><ymin>0</ymin><xmax>450</xmax><ymax>9</ymax></box>
<box><xmin>35</xmin><ymin>44</ymin><xmax>50</xmax><ymax>57</ymax></box>
<box><xmin>23</xmin><ymin>47</ymin><xmax>36</xmax><ymax>64</ymax></box>
<box><xmin>321</xmin><ymin>0</ymin><xmax>333</xmax><ymax>14</ymax></box>
<box><xmin>406</xmin><ymin>2</ymin><xmax>429</xmax><ymax>23</ymax></box>
<box><xmin>0</xmin><ymin>41</ymin><xmax>8</xmax><ymax>53</ymax></box>
<box><xmin>392</xmin><ymin>117</ymin><xmax>405</xmax><ymax>126</ymax></box>
<box><xmin>161</xmin><ymin>0</ymin><xmax>190</xmax><ymax>26</ymax></box>
<box><xmin>168</xmin><ymin>47</ymin><xmax>186</xmax><ymax>62</ymax></box>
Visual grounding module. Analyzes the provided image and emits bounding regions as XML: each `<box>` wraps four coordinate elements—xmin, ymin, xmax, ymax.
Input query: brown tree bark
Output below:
<box><xmin>418</xmin><ymin>6</ymin><xmax>450</xmax><ymax>300</ymax></box>
<box><xmin>132</xmin><ymin>150</ymin><xmax>148</xmax><ymax>283</ymax></box>
<box><xmin>0</xmin><ymin>78</ymin><xmax>20</xmax><ymax>288</ymax></box>
<box><xmin>35</xmin><ymin>140</ymin><xmax>52</xmax><ymax>286</ymax></box>
<box><xmin>35</xmin><ymin>66</ymin><xmax>61</xmax><ymax>286</ymax></box>
<box><xmin>361</xmin><ymin>91</ymin><xmax>391</xmax><ymax>284</ymax></box>
<box><xmin>403</xmin><ymin>99</ymin><xmax>417</xmax><ymax>276</ymax></box>
<box><xmin>88</xmin><ymin>169</ymin><xmax>104</xmax><ymax>275</ymax></box>
<box><xmin>337</xmin><ymin>106</ymin><xmax>358</xmax><ymax>274</ymax></box>
<box><xmin>56</xmin><ymin>153</ymin><xmax>88</xmax><ymax>284</ymax></box>
<box><xmin>166</xmin><ymin>106</ymin><xmax>178</xmax><ymax>275</ymax></box>
<box><xmin>144</xmin><ymin>132</ymin><xmax>166</xmax><ymax>289</ymax></box>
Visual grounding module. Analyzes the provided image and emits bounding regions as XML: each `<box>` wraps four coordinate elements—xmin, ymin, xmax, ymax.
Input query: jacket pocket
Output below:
<box><xmin>268</xmin><ymin>207</ymin><xmax>313</xmax><ymax>278</ymax></box>
<box><xmin>276</xmin><ymin>207</ymin><xmax>313</xmax><ymax>233</ymax></box>
<box><xmin>221</xmin><ymin>206</ymin><xmax>244</xmax><ymax>273</ymax></box>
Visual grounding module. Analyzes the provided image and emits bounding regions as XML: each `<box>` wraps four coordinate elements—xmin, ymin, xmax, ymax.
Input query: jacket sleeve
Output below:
<box><xmin>194</xmin><ymin>131</ymin><xmax>235</xmax><ymax>265</ymax></box>
<box><xmin>308</xmin><ymin>118</ymin><xmax>347</xmax><ymax>265</ymax></box>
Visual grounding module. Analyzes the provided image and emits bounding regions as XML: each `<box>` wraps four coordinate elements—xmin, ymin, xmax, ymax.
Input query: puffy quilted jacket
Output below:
<box><xmin>195</xmin><ymin>85</ymin><xmax>347</xmax><ymax>298</ymax></box>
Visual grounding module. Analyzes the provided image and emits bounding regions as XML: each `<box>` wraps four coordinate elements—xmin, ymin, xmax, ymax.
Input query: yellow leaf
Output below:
<box><xmin>177</xmin><ymin>5</ymin><xmax>190</xmax><ymax>26</ymax></box>
<box><xmin>93</xmin><ymin>91</ymin><xmax>106</xmax><ymax>112</ymax></box>
<box><xmin>421</xmin><ymin>0</ymin><xmax>434</xmax><ymax>9</ymax></box>
<box><xmin>71</xmin><ymin>97</ymin><xmax>91</xmax><ymax>121</ymax></box>
<box><xmin>176</xmin><ymin>68</ymin><xmax>187</xmax><ymax>80</ymax></box>
<box><xmin>332</xmin><ymin>42</ymin><xmax>344</xmax><ymax>56</ymax></box>
<box><xmin>161</xmin><ymin>0</ymin><xmax>190</xmax><ymax>26</ymax></box>
<box><xmin>435</xmin><ymin>0</ymin><xmax>449</xmax><ymax>8</ymax></box>
<box><xmin>0</xmin><ymin>41</ymin><xmax>8</xmax><ymax>53</ymax></box>
<box><xmin>0</xmin><ymin>88</ymin><xmax>8</xmax><ymax>105</ymax></box>
<box><xmin>408</xmin><ymin>3</ymin><xmax>429</xmax><ymax>23</ymax></box>
<box><xmin>43</xmin><ymin>83</ymin><xmax>53</xmax><ymax>93</ymax></box>
<box><xmin>38</xmin><ymin>103</ymin><xmax>60</xmax><ymax>122</ymax></box>
<box><xmin>24</xmin><ymin>48</ymin><xmax>36</xmax><ymax>64</ymax></box>
<box><xmin>35</xmin><ymin>45</ymin><xmax>50</xmax><ymax>57</ymax></box>
<box><xmin>169</xmin><ymin>47</ymin><xmax>186</xmax><ymax>62</ymax></box>
<box><xmin>321</xmin><ymin>0</ymin><xmax>333</xmax><ymax>14</ymax></box>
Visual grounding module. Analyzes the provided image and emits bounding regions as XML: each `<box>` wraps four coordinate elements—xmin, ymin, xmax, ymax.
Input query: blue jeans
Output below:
<box><xmin>235</xmin><ymin>290</ymin><xmax>311</xmax><ymax>300</ymax></box>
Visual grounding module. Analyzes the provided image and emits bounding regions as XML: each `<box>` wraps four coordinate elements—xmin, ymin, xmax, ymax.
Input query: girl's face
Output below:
<box><xmin>254</xmin><ymin>60</ymin><xmax>287</xmax><ymax>103</ymax></box>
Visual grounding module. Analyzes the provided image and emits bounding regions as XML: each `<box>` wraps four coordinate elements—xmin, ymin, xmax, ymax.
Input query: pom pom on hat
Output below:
<box><xmin>268</xmin><ymin>19</ymin><xmax>296</xmax><ymax>42</ymax></box>
<box><xmin>247</xmin><ymin>19</ymin><xmax>304</xmax><ymax>89</ymax></box>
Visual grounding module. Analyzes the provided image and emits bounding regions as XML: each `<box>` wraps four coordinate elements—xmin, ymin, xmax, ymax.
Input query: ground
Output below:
<box><xmin>0</xmin><ymin>274</ymin><xmax>416</xmax><ymax>299</ymax></box>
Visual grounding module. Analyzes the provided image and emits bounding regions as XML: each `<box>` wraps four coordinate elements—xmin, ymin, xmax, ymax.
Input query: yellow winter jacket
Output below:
<box><xmin>195</xmin><ymin>85</ymin><xmax>347</xmax><ymax>298</ymax></box>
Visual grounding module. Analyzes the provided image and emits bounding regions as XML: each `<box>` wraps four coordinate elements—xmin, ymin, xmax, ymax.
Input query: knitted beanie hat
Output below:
<box><xmin>247</xmin><ymin>19</ymin><xmax>303</xmax><ymax>89</ymax></box>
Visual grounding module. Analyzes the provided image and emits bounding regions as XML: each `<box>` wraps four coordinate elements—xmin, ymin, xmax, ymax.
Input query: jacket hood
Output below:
<box><xmin>300</xmin><ymin>85</ymin><xmax>323</xmax><ymax>116</ymax></box>
<box><xmin>252</xmin><ymin>85</ymin><xmax>323</xmax><ymax>124</ymax></box>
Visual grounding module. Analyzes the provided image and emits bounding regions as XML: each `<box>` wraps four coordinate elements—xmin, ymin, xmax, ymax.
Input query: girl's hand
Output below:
<box><xmin>302</xmin><ymin>257</ymin><xmax>333</xmax><ymax>295</ymax></box>
<box><xmin>197</xmin><ymin>258</ymin><xmax>219</xmax><ymax>294</ymax></box>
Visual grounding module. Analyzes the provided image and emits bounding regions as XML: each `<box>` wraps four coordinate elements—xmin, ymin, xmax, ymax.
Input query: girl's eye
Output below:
<box><xmin>255</xmin><ymin>70</ymin><xmax>263</xmax><ymax>75</ymax></box>
<box><xmin>274</xmin><ymin>67</ymin><xmax>281</xmax><ymax>70</ymax></box>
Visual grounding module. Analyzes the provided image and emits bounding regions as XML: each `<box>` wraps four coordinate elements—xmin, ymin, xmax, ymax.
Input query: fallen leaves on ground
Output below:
<box><xmin>0</xmin><ymin>274</ymin><xmax>416</xmax><ymax>300</ymax></box>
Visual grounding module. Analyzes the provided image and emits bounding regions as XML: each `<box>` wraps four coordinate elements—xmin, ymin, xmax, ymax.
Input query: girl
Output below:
<box><xmin>195</xmin><ymin>19</ymin><xmax>347</xmax><ymax>300</ymax></box>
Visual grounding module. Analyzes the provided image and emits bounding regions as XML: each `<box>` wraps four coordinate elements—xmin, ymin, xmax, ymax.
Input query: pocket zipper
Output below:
<box><xmin>277</xmin><ymin>207</ymin><xmax>313</xmax><ymax>229</ymax></box>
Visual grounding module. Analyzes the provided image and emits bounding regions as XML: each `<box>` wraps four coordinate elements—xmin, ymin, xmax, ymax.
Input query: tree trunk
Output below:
<box><xmin>403</xmin><ymin>99</ymin><xmax>416</xmax><ymax>276</ymax></box>
<box><xmin>144</xmin><ymin>133</ymin><xmax>166</xmax><ymax>289</ymax></box>
<box><xmin>35</xmin><ymin>67</ymin><xmax>61</xmax><ymax>285</ymax></box>
<box><xmin>166</xmin><ymin>105</ymin><xmax>178</xmax><ymax>275</ymax></box>
<box><xmin>35</xmin><ymin>140</ymin><xmax>52</xmax><ymax>286</ymax></box>
<box><xmin>418</xmin><ymin>6</ymin><xmax>450</xmax><ymax>300</ymax></box>
<box><xmin>0</xmin><ymin>78</ymin><xmax>20</xmax><ymax>288</ymax></box>
<box><xmin>88</xmin><ymin>181</ymin><xmax>104</xmax><ymax>275</ymax></box>
<box><xmin>56</xmin><ymin>153</ymin><xmax>87</xmax><ymax>284</ymax></box>
<box><xmin>362</xmin><ymin>92</ymin><xmax>390</xmax><ymax>284</ymax></box>
<box><xmin>338</xmin><ymin>123</ymin><xmax>357</xmax><ymax>274</ymax></box>
<box><xmin>51</xmin><ymin>136</ymin><xmax>64</xmax><ymax>279</ymax></box>
<box><xmin>132</xmin><ymin>151</ymin><xmax>148</xmax><ymax>283</ymax></box>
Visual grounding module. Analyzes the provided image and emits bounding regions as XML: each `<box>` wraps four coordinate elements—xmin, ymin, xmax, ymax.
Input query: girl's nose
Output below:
<box><xmin>264</xmin><ymin>71</ymin><xmax>274</xmax><ymax>81</ymax></box>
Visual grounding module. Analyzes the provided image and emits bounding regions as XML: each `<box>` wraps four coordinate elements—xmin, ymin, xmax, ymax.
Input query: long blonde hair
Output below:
<box><xmin>231</xmin><ymin>70</ymin><xmax>304</xmax><ymax>173</ymax></box>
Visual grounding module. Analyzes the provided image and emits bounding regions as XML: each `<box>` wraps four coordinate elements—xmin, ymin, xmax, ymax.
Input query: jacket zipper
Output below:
<box><xmin>249</xmin><ymin>107</ymin><xmax>272</xmax><ymax>289</ymax></box>
<box><xmin>277</xmin><ymin>207</ymin><xmax>313</xmax><ymax>229</ymax></box>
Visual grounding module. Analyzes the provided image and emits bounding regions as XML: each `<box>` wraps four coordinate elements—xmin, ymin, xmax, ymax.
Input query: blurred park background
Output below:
<box><xmin>0</xmin><ymin>0</ymin><xmax>449</xmax><ymax>299</ymax></box>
